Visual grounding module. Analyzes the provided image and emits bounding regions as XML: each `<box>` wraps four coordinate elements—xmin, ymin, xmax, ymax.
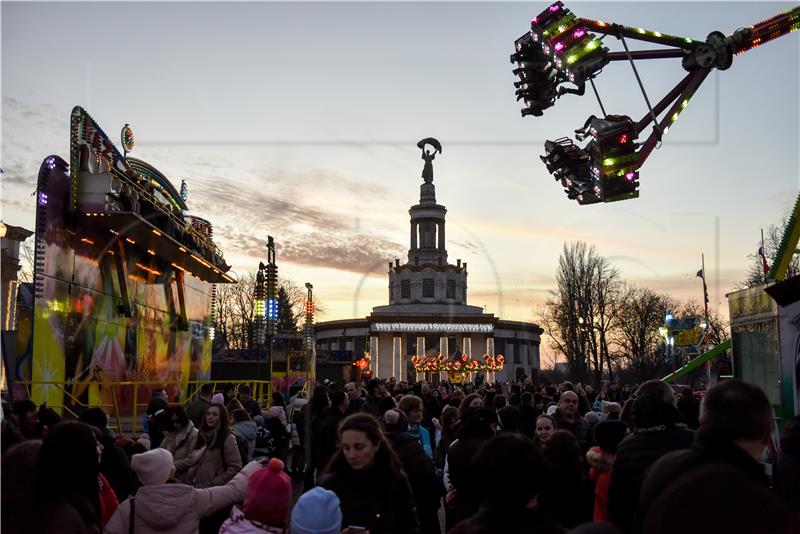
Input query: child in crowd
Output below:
<box><xmin>220</xmin><ymin>458</ymin><xmax>292</xmax><ymax>534</ymax></box>
<box><xmin>291</xmin><ymin>486</ymin><xmax>343</xmax><ymax>534</ymax></box>
<box><xmin>586</xmin><ymin>419</ymin><xmax>628</xmax><ymax>523</ymax></box>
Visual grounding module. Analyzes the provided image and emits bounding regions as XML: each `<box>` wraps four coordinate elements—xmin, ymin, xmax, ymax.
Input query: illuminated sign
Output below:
<box><xmin>371</xmin><ymin>323</ymin><xmax>494</xmax><ymax>333</ymax></box>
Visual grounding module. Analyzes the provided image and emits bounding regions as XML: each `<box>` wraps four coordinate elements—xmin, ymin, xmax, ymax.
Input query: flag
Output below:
<box><xmin>696</xmin><ymin>268</ymin><xmax>709</xmax><ymax>304</ymax></box>
<box><xmin>757</xmin><ymin>246</ymin><xmax>770</xmax><ymax>274</ymax></box>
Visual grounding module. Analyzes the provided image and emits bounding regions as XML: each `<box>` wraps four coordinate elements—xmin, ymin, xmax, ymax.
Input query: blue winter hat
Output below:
<box><xmin>291</xmin><ymin>487</ymin><xmax>342</xmax><ymax>534</ymax></box>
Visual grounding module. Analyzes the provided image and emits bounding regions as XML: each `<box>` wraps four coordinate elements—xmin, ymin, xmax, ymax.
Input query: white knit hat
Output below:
<box><xmin>131</xmin><ymin>448</ymin><xmax>174</xmax><ymax>486</ymax></box>
<box><xmin>211</xmin><ymin>393</ymin><xmax>225</xmax><ymax>405</ymax></box>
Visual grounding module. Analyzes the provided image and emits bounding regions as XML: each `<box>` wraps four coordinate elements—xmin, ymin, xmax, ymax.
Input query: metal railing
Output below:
<box><xmin>16</xmin><ymin>379</ymin><xmax>272</xmax><ymax>435</ymax></box>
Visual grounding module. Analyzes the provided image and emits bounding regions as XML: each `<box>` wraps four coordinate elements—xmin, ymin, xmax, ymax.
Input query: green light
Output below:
<box><xmin>681</xmin><ymin>99</ymin><xmax>688</xmax><ymax>109</ymax></box>
<box><xmin>567</xmin><ymin>55</ymin><xmax>577</xmax><ymax>64</ymax></box>
<box><xmin>586</xmin><ymin>40</ymin><xmax>598</xmax><ymax>51</ymax></box>
<box><xmin>684</xmin><ymin>37</ymin><xmax>693</xmax><ymax>43</ymax></box>
<box><xmin>672</xmin><ymin>112</ymin><xmax>679</xmax><ymax>122</ymax></box>
<box><xmin>637</xmin><ymin>28</ymin><xmax>646</xmax><ymax>34</ymax></box>
<box><xmin>558</xmin><ymin>25</ymin><xmax>565</xmax><ymax>32</ymax></box>
<box><xmin>603</xmin><ymin>158</ymin><xmax>614</xmax><ymax>166</ymax></box>
<box><xmin>654</xmin><ymin>31</ymin><xmax>662</xmax><ymax>37</ymax></box>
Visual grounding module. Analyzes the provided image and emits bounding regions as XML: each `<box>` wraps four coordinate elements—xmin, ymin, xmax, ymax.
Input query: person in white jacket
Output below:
<box><xmin>104</xmin><ymin>448</ymin><xmax>262</xmax><ymax>534</ymax></box>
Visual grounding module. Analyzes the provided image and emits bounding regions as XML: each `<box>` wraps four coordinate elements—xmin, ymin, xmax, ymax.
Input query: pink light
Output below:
<box><xmin>625</xmin><ymin>172</ymin><xmax>636</xmax><ymax>181</ymax></box>
<box><xmin>554</xmin><ymin>42</ymin><xmax>565</xmax><ymax>51</ymax></box>
<box><xmin>574</xmin><ymin>28</ymin><xmax>586</xmax><ymax>38</ymax></box>
<box><xmin>549</xmin><ymin>4</ymin><xmax>560</xmax><ymax>12</ymax></box>
<box><xmin>532</xmin><ymin>17</ymin><xmax>539</xmax><ymax>24</ymax></box>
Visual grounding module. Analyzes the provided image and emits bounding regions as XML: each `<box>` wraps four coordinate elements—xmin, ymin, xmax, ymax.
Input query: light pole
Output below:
<box><xmin>304</xmin><ymin>283</ymin><xmax>315</xmax><ymax>388</ymax></box>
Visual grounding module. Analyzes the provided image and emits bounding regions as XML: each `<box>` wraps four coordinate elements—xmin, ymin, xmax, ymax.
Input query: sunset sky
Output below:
<box><xmin>3</xmin><ymin>2</ymin><xmax>798</xmax><ymax>363</ymax></box>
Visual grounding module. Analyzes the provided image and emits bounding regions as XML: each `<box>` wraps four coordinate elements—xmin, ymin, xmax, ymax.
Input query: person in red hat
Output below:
<box><xmin>219</xmin><ymin>458</ymin><xmax>292</xmax><ymax>533</ymax></box>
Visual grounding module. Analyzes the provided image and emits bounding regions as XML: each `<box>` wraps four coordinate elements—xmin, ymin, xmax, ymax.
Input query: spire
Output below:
<box><xmin>408</xmin><ymin>138</ymin><xmax>447</xmax><ymax>264</ymax></box>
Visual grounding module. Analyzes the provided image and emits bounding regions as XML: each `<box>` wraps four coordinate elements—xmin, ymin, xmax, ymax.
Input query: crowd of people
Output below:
<box><xmin>1</xmin><ymin>376</ymin><xmax>798</xmax><ymax>534</ymax></box>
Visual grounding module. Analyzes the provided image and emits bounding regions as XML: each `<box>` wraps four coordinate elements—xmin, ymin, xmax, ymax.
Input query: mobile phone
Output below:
<box><xmin>347</xmin><ymin>526</ymin><xmax>368</xmax><ymax>533</ymax></box>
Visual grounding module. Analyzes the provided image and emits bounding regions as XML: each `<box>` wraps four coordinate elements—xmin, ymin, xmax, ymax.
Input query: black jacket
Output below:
<box><xmin>676</xmin><ymin>395</ymin><xmax>700</xmax><ymax>429</ymax></box>
<box><xmin>638</xmin><ymin>428</ymin><xmax>798</xmax><ymax>534</ymax></box>
<box><xmin>318</xmin><ymin>463</ymin><xmax>419</xmax><ymax>534</ymax></box>
<box><xmin>445</xmin><ymin>420</ymin><xmax>494</xmax><ymax>530</ymax></box>
<box><xmin>449</xmin><ymin>505</ymin><xmax>565</xmax><ymax>534</ymax></box>
<box><xmin>388</xmin><ymin>431</ymin><xmax>444</xmax><ymax>534</ymax></box>
<box><xmin>98</xmin><ymin>432</ymin><xmax>133</xmax><ymax>501</ymax></box>
<box><xmin>607</xmin><ymin>424</ymin><xmax>694</xmax><ymax>533</ymax></box>
<box><xmin>316</xmin><ymin>407</ymin><xmax>346</xmax><ymax>471</ymax></box>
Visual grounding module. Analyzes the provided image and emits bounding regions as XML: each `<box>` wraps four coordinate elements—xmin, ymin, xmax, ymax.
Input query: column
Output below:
<box><xmin>437</xmin><ymin>221</ymin><xmax>445</xmax><ymax>250</ymax></box>
<box><xmin>416</xmin><ymin>336</ymin><xmax>425</xmax><ymax>382</ymax></box>
<box><xmin>462</xmin><ymin>336</ymin><xmax>472</xmax><ymax>357</ymax></box>
<box><xmin>370</xmin><ymin>335</ymin><xmax>379</xmax><ymax>377</ymax></box>
<box><xmin>486</xmin><ymin>337</ymin><xmax>495</xmax><ymax>384</ymax></box>
<box><xmin>410</xmin><ymin>221</ymin><xmax>417</xmax><ymax>250</ymax></box>
<box><xmin>439</xmin><ymin>336</ymin><xmax>448</xmax><ymax>382</ymax></box>
<box><xmin>393</xmin><ymin>336</ymin><xmax>402</xmax><ymax>381</ymax></box>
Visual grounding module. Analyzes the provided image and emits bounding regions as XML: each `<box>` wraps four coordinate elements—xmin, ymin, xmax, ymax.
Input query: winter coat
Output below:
<box><xmin>232</xmin><ymin>420</ymin><xmax>258</xmax><ymax>464</ymax></box>
<box><xmin>607</xmin><ymin>424</ymin><xmax>694</xmax><ymax>533</ymax></box>
<box><xmin>360</xmin><ymin>395</ymin><xmax>381</xmax><ymax>417</ymax></box>
<box><xmin>676</xmin><ymin>395</ymin><xmax>700</xmax><ymax>429</ymax></box>
<box><xmin>775</xmin><ymin>415</ymin><xmax>800</xmax><ymax>512</ymax></box>
<box><xmin>554</xmin><ymin>412</ymin><xmax>592</xmax><ymax>451</ymax></box>
<box><xmin>443</xmin><ymin>420</ymin><xmax>495</xmax><ymax>530</ymax></box>
<box><xmin>187</xmin><ymin>396</ymin><xmax>211</xmax><ymax>429</ymax></box>
<box><xmin>104</xmin><ymin>460</ymin><xmax>261</xmax><ymax>534</ymax></box>
<box><xmin>587</xmin><ymin>446</ymin><xmax>615</xmax><ymax>523</ymax></box>
<box><xmin>219</xmin><ymin>505</ymin><xmax>286</xmax><ymax>534</ymax></box>
<box><xmin>161</xmin><ymin>421</ymin><xmax>200</xmax><ymax>466</ymax></box>
<box><xmin>318</xmin><ymin>462</ymin><xmax>419</xmax><ymax>534</ymax></box>
<box><xmin>449</xmin><ymin>505</ymin><xmax>565</xmax><ymax>534</ymax></box>
<box><xmin>99</xmin><ymin>472</ymin><xmax>120</xmax><ymax>526</ymax></box>
<box><xmin>176</xmin><ymin>432</ymin><xmax>243</xmax><ymax>488</ymax></box>
<box><xmin>98</xmin><ymin>431</ymin><xmax>134</xmax><ymax>501</ymax></box>
<box><xmin>433</xmin><ymin>430</ymin><xmax>456</xmax><ymax>472</ymax></box>
<box><xmin>409</xmin><ymin>422</ymin><xmax>433</xmax><ymax>458</ymax></box>
<box><xmin>317</xmin><ymin>407</ymin><xmax>347</xmax><ymax>471</ymax></box>
<box><xmin>388</xmin><ymin>431</ymin><xmax>444</xmax><ymax>534</ymax></box>
<box><xmin>39</xmin><ymin>500</ymin><xmax>102</xmax><ymax>534</ymax></box>
<box><xmin>638</xmin><ymin>428</ymin><xmax>798</xmax><ymax>534</ymax></box>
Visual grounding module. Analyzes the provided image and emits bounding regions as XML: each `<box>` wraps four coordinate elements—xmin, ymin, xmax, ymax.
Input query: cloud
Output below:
<box><xmin>217</xmin><ymin>225</ymin><xmax>405</xmax><ymax>275</ymax></box>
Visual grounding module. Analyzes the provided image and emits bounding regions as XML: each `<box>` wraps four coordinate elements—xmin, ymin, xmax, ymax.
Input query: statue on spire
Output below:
<box><xmin>417</xmin><ymin>138</ymin><xmax>442</xmax><ymax>184</ymax></box>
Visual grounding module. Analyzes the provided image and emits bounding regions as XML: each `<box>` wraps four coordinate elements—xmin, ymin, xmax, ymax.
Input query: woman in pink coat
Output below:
<box><xmin>104</xmin><ymin>448</ymin><xmax>261</xmax><ymax>534</ymax></box>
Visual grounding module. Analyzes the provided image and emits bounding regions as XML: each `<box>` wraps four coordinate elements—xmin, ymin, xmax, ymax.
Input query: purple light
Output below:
<box><xmin>625</xmin><ymin>172</ymin><xmax>636</xmax><ymax>181</ymax></box>
<box><xmin>554</xmin><ymin>42</ymin><xmax>565</xmax><ymax>51</ymax></box>
<box><xmin>574</xmin><ymin>28</ymin><xmax>586</xmax><ymax>38</ymax></box>
<box><xmin>549</xmin><ymin>4</ymin><xmax>560</xmax><ymax>12</ymax></box>
<box><xmin>532</xmin><ymin>17</ymin><xmax>539</xmax><ymax>24</ymax></box>
<box><xmin>45</xmin><ymin>157</ymin><xmax>56</xmax><ymax>170</ymax></box>
<box><xmin>38</xmin><ymin>191</ymin><xmax>48</xmax><ymax>206</ymax></box>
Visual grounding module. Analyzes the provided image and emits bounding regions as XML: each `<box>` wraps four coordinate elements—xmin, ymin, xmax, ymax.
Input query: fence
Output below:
<box><xmin>15</xmin><ymin>379</ymin><xmax>273</xmax><ymax>435</ymax></box>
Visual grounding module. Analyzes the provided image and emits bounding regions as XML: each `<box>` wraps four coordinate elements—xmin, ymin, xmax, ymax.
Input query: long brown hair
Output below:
<box><xmin>198</xmin><ymin>404</ymin><xmax>231</xmax><ymax>450</ymax></box>
<box><xmin>324</xmin><ymin>413</ymin><xmax>401</xmax><ymax>475</ymax></box>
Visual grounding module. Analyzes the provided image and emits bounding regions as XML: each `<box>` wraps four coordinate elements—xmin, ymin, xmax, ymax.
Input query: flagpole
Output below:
<box><xmin>761</xmin><ymin>229</ymin><xmax>767</xmax><ymax>284</ymax></box>
<box><xmin>701</xmin><ymin>254</ymin><xmax>711</xmax><ymax>383</ymax></box>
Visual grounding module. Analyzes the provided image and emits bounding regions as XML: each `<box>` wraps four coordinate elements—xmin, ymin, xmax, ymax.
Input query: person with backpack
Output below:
<box><xmin>231</xmin><ymin>409</ymin><xmax>258</xmax><ymax>464</ymax></box>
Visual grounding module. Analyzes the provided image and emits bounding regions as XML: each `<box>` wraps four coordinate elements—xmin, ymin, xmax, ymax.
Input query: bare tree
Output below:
<box><xmin>213</xmin><ymin>272</ymin><xmax>257</xmax><ymax>350</ymax></box>
<box><xmin>612</xmin><ymin>286</ymin><xmax>671</xmax><ymax>383</ymax></box>
<box><xmin>741</xmin><ymin>221</ymin><xmax>800</xmax><ymax>288</ymax></box>
<box><xmin>213</xmin><ymin>273</ymin><xmax>328</xmax><ymax>350</ymax></box>
<box><xmin>540</xmin><ymin>242</ymin><xmax>621</xmax><ymax>385</ymax></box>
<box><xmin>18</xmin><ymin>239</ymin><xmax>35</xmax><ymax>283</ymax></box>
